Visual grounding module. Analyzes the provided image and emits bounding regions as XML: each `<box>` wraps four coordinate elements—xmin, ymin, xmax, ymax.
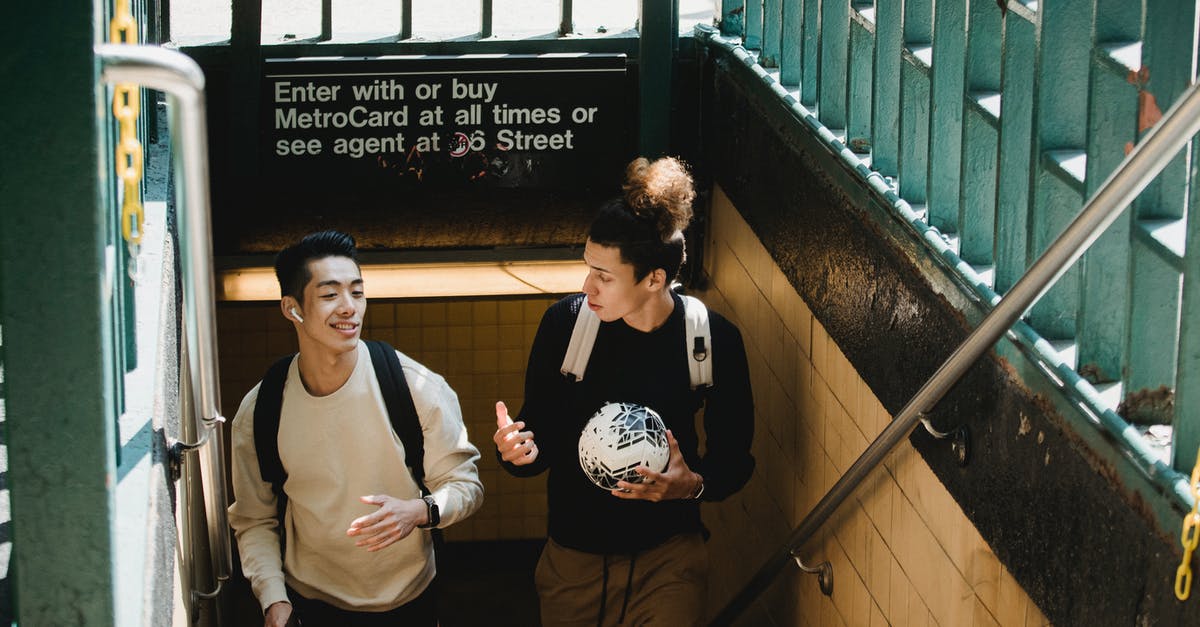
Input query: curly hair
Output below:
<box><xmin>589</xmin><ymin>156</ymin><xmax>696</xmax><ymax>282</ymax></box>
<box><xmin>622</xmin><ymin>157</ymin><xmax>695</xmax><ymax>240</ymax></box>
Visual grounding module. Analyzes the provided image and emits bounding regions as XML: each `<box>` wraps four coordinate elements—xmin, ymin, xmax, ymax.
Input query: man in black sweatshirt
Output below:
<box><xmin>494</xmin><ymin>157</ymin><xmax>755</xmax><ymax>626</ymax></box>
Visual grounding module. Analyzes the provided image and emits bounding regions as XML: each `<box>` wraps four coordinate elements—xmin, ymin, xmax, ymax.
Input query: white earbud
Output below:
<box><xmin>289</xmin><ymin>307</ymin><xmax>304</xmax><ymax>323</ymax></box>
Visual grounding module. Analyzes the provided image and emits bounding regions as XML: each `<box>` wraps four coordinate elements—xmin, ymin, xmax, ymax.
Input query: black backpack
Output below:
<box><xmin>252</xmin><ymin>340</ymin><xmax>440</xmax><ymax>553</ymax></box>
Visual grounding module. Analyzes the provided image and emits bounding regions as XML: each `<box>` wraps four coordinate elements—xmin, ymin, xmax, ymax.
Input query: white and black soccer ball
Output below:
<box><xmin>578</xmin><ymin>401</ymin><xmax>670</xmax><ymax>491</ymax></box>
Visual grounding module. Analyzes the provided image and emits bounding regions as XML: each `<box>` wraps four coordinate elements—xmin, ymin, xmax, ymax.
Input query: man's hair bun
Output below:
<box><xmin>622</xmin><ymin>156</ymin><xmax>695</xmax><ymax>241</ymax></box>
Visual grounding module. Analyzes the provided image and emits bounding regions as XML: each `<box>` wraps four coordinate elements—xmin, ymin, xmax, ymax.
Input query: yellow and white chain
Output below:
<box><xmin>1176</xmin><ymin>445</ymin><xmax>1200</xmax><ymax>600</ymax></box>
<box><xmin>110</xmin><ymin>0</ymin><xmax>144</xmax><ymax>278</ymax></box>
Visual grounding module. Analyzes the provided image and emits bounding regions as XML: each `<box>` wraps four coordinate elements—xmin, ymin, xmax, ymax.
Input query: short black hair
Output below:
<box><xmin>274</xmin><ymin>230</ymin><xmax>359</xmax><ymax>300</ymax></box>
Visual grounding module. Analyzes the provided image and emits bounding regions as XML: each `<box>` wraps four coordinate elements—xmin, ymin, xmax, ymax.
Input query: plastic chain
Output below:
<box><xmin>110</xmin><ymin>0</ymin><xmax>145</xmax><ymax>256</ymax></box>
<box><xmin>1176</xmin><ymin>446</ymin><xmax>1200</xmax><ymax>601</ymax></box>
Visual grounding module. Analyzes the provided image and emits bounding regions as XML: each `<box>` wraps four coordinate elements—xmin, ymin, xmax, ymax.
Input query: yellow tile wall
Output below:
<box><xmin>216</xmin><ymin>295</ymin><xmax>557</xmax><ymax>543</ymax></box>
<box><xmin>699</xmin><ymin>186</ymin><xmax>1051</xmax><ymax>627</ymax></box>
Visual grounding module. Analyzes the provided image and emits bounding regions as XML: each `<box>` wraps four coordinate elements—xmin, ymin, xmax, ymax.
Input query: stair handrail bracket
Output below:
<box><xmin>96</xmin><ymin>43</ymin><xmax>232</xmax><ymax>590</ymax></box>
<box><xmin>709</xmin><ymin>57</ymin><xmax>1200</xmax><ymax>627</ymax></box>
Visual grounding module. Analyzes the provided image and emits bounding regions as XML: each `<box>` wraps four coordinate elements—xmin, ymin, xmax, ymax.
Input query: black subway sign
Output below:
<box><xmin>260</xmin><ymin>54</ymin><xmax>631</xmax><ymax>194</ymax></box>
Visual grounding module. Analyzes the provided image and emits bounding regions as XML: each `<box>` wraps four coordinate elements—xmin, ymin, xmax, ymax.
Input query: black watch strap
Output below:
<box><xmin>418</xmin><ymin>494</ymin><xmax>440</xmax><ymax>529</ymax></box>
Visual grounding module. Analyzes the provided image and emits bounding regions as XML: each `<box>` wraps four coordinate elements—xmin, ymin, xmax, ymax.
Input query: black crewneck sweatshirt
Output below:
<box><xmin>502</xmin><ymin>292</ymin><xmax>755</xmax><ymax>554</ymax></box>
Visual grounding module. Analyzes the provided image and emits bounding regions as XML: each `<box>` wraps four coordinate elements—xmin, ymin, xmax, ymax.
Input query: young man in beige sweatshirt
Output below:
<box><xmin>228</xmin><ymin>230</ymin><xmax>483</xmax><ymax>626</ymax></box>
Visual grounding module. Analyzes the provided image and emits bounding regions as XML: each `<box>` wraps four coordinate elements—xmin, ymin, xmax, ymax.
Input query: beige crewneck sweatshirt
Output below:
<box><xmin>228</xmin><ymin>341</ymin><xmax>483</xmax><ymax>612</ymax></box>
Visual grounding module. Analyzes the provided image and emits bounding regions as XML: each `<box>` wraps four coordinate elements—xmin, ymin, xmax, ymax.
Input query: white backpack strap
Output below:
<box><xmin>681</xmin><ymin>295</ymin><xmax>713</xmax><ymax>389</ymax></box>
<box><xmin>561</xmin><ymin>295</ymin><xmax>601</xmax><ymax>382</ymax></box>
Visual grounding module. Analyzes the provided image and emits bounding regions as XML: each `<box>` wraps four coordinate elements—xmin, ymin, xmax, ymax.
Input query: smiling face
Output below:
<box><xmin>581</xmin><ymin>239</ymin><xmax>665</xmax><ymax>324</ymax></box>
<box><xmin>282</xmin><ymin>255</ymin><xmax>365</xmax><ymax>356</ymax></box>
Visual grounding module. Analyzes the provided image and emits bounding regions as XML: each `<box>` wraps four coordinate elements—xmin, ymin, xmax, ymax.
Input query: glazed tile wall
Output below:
<box><xmin>699</xmin><ymin>186</ymin><xmax>1051</xmax><ymax>626</ymax></box>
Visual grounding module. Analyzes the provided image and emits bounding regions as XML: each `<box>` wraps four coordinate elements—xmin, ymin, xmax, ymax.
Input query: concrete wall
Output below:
<box><xmin>699</xmin><ymin>187</ymin><xmax>1049</xmax><ymax>626</ymax></box>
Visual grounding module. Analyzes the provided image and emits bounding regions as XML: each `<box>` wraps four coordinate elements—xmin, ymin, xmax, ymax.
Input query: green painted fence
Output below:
<box><xmin>719</xmin><ymin>0</ymin><xmax>1200</xmax><ymax>478</ymax></box>
<box><xmin>0</xmin><ymin>0</ymin><xmax>161</xmax><ymax>622</ymax></box>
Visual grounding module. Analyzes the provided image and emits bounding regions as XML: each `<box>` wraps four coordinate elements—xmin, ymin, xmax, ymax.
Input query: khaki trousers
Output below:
<box><xmin>535</xmin><ymin>533</ymin><xmax>708</xmax><ymax>627</ymax></box>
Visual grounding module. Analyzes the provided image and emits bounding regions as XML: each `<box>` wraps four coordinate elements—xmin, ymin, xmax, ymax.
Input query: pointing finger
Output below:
<box><xmin>496</xmin><ymin>401</ymin><xmax>512</xmax><ymax>429</ymax></box>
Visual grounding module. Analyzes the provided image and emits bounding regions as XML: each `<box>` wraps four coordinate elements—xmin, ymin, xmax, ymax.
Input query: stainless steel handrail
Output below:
<box><xmin>710</xmin><ymin>67</ymin><xmax>1200</xmax><ymax>627</ymax></box>
<box><xmin>97</xmin><ymin>44</ymin><xmax>233</xmax><ymax>590</ymax></box>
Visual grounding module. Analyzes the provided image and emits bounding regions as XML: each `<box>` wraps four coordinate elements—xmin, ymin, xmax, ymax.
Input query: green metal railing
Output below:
<box><xmin>720</xmin><ymin>0</ymin><xmax>1199</xmax><ymax>476</ymax></box>
<box><xmin>704</xmin><ymin>38</ymin><xmax>1200</xmax><ymax>620</ymax></box>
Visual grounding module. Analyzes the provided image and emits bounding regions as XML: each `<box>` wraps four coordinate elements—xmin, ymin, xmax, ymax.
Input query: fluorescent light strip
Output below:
<box><xmin>218</xmin><ymin>260</ymin><xmax>587</xmax><ymax>301</ymax></box>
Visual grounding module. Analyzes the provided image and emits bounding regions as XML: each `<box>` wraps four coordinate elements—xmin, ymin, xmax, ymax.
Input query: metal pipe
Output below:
<box><xmin>96</xmin><ymin>44</ymin><xmax>232</xmax><ymax>586</ymax></box>
<box><xmin>482</xmin><ymin>0</ymin><xmax>493</xmax><ymax>39</ymax></box>
<box><xmin>176</xmin><ymin>345</ymin><xmax>200</xmax><ymax>619</ymax></box>
<box><xmin>711</xmin><ymin>68</ymin><xmax>1200</xmax><ymax>627</ymax></box>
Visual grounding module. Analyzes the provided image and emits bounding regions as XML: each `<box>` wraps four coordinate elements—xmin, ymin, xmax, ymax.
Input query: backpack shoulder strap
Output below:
<box><xmin>681</xmin><ymin>295</ymin><xmax>713</xmax><ymax>390</ymax></box>
<box><xmin>365</xmin><ymin>340</ymin><xmax>429</xmax><ymax>494</ymax></box>
<box><xmin>561</xmin><ymin>295</ymin><xmax>601</xmax><ymax>382</ymax></box>
<box><xmin>366</xmin><ymin>340</ymin><xmax>445</xmax><ymax>553</ymax></box>
<box><xmin>253</xmin><ymin>353</ymin><xmax>296</xmax><ymax>556</ymax></box>
<box><xmin>253</xmin><ymin>353</ymin><xmax>296</xmax><ymax>497</ymax></box>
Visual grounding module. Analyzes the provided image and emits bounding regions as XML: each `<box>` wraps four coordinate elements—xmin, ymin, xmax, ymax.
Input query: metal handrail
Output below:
<box><xmin>710</xmin><ymin>65</ymin><xmax>1200</xmax><ymax>627</ymax></box>
<box><xmin>96</xmin><ymin>44</ymin><xmax>232</xmax><ymax>591</ymax></box>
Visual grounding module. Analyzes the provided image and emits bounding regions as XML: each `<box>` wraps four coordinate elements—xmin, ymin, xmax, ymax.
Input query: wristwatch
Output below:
<box><xmin>417</xmin><ymin>494</ymin><xmax>440</xmax><ymax>529</ymax></box>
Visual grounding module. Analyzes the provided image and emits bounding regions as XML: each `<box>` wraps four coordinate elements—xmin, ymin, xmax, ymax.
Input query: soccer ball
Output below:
<box><xmin>578</xmin><ymin>401</ymin><xmax>670</xmax><ymax>491</ymax></box>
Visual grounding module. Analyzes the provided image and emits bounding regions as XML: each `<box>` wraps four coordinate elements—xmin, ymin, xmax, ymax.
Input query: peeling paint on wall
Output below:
<box><xmin>1125</xmin><ymin>66</ymin><xmax>1164</xmax><ymax>155</ymax></box>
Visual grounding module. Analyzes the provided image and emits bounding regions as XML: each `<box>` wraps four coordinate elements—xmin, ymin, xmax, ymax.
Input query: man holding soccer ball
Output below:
<box><xmin>494</xmin><ymin>157</ymin><xmax>755</xmax><ymax>626</ymax></box>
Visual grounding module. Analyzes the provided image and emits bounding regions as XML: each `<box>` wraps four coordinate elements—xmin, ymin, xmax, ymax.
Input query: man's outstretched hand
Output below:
<box><xmin>346</xmin><ymin>494</ymin><xmax>427</xmax><ymax>552</ymax></box>
<box><xmin>493</xmin><ymin>401</ymin><xmax>539</xmax><ymax>465</ymax></box>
